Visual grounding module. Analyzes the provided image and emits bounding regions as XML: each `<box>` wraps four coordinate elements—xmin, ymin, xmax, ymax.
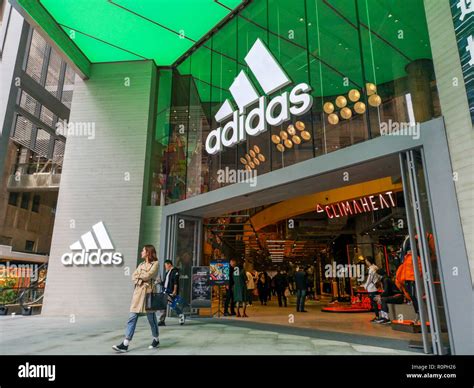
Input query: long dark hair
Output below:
<box><xmin>144</xmin><ymin>245</ymin><xmax>158</xmax><ymax>263</ymax></box>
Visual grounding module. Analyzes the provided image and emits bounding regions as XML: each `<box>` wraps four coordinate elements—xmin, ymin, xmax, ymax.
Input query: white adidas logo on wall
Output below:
<box><xmin>205</xmin><ymin>38</ymin><xmax>313</xmax><ymax>155</ymax></box>
<box><xmin>61</xmin><ymin>221</ymin><xmax>124</xmax><ymax>266</ymax></box>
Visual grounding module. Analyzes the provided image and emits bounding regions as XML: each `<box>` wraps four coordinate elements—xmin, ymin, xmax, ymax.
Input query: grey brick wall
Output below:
<box><xmin>42</xmin><ymin>61</ymin><xmax>156</xmax><ymax>317</ymax></box>
<box><xmin>424</xmin><ymin>0</ymin><xmax>474</xmax><ymax>284</ymax></box>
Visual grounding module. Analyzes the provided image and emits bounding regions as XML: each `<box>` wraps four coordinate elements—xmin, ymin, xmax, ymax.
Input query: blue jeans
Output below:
<box><xmin>125</xmin><ymin>312</ymin><xmax>159</xmax><ymax>341</ymax></box>
<box><xmin>296</xmin><ymin>290</ymin><xmax>306</xmax><ymax>311</ymax></box>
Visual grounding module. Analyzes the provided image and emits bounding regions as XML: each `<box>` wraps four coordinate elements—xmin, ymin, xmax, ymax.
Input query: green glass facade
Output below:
<box><xmin>149</xmin><ymin>0</ymin><xmax>441</xmax><ymax>205</ymax></box>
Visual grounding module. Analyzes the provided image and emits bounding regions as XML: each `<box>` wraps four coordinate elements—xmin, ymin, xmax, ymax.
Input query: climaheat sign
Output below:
<box><xmin>61</xmin><ymin>221</ymin><xmax>123</xmax><ymax>266</ymax></box>
<box><xmin>205</xmin><ymin>39</ymin><xmax>313</xmax><ymax>155</ymax></box>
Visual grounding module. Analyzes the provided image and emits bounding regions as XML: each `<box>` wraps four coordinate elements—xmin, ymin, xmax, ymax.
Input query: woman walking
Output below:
<box><xmin>113</xmin><ymin>245</ymin><xmax>160</xmax><ymax>353</ymax></box>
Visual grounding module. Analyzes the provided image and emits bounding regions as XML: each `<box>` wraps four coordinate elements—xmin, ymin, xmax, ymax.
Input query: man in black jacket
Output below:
<box><xmin>274</xmin><ymin>269</ymin><xmax>289</xmax><ymax>307</ymax></box>
<box><xmin>294</xmin><ymin>266</ymin><xmax>308</xmax><ymax>312</ymax></box>
<box><xmin>158</xmin><ymin>260</ymin><xmax>185</xmax><ymax>326</ymax></box>
<box><xmin>224</xmin><ymin>259</ymin><xmax>236</xmax><ymax>316</ymax></box>
<box><xmin>375</xmin><ymin>269</ymin><xmax>404</xmax><ymax>324</ymax></box>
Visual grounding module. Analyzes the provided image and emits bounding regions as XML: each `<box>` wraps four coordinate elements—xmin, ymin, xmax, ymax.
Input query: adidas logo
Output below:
<box><xmin>61</xmin><ymin>221</ymin><xmax>123</xmax><ymax>266</ymax></box>
<box><xmin>205</xmin><ymin>38</ymin><xmax>313</xmax><ymax>155</ymax></box>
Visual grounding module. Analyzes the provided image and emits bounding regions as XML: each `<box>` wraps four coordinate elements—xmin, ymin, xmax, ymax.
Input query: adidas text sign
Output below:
<box><xmin>205</xmin><ymin>39</ymin><xmax>313</xmax><ymax>155</ymax></box>
<box><xmin>61</xmin><ymin>221</ymin><xmax>124</xmax><ymax>266</ymax></box>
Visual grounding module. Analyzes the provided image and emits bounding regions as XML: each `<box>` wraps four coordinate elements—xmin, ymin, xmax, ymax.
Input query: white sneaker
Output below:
<box><xmin>179</xmin><ymin>314</ymin><xmax>185</xmax><ymax>325</ymax></box>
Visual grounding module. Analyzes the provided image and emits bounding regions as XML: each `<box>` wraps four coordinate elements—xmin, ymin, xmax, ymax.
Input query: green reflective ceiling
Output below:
<box><xmin>176</xmin><ymin>0</ymin><xmax>433</xmax><ymax>102</ymax></box>
<box><xmin>15</xmin><ymin>0</ymin><xmax>243</xmax><ymax>71</ymax></box>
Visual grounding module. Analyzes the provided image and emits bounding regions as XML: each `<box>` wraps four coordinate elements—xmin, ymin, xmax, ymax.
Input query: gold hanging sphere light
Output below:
<box><xmin>366</xmin><ymin>82</ymin><xmax>377</xmax><ymax>96</ymax></box>
<box><xmin>271</xmin><ymin>134</ymin><xmax>281</xmax><ymax>144</ymax></box>
<box><xmin>368</xmin><ymin>94</ymin><xmax>382</xmax><ymax>107</ymax></box>
<box><xmin>284</xmin><ymin>139</ymin><xmax>293</xmax><ymax>148</ymax></box>
<box><xmin>340</xmin><ymin>107</ymin><xmax>352</xmax><ymax>120</ymax></box>
<box><xmin>253</xmin><ymin>145</ymin><xmax>260</xmax><ymax>153</ymax></box>
<box><xmin>354</xmin><ymin>101</ymin><xmax>366</xmax><ymax>114</ymax></box>
<box><xmin>240</xmin><ymin>157</ymin><xmax>247</xmax><ymax>165</ymax></box>
<box><xmin>292</xmin><ymin>135</ymin><xmax>302</xmax><ymax>144</ymax></box>
<box><xmin>295</xmin><ymin>121</ymin><xmax>305</xmax><ymax>131</ymax></box>
<box><xmin>280</xmin><ymin>130</ymin><xmax>288</xmax><ymax>140</ymax></box>
<box><xmin>276</xmin><ymin>143</ymin><xmax>285</xmax><ymax>152</ymax></box>
<box><xmin>328</xmin><ymin>113</ymin><xmax>339</xmax><ymax>125</ymax></box>
<box><xmin>348</xmin><ymin>89</ymin><xmax>361</xmax><ymax>102</ymax></box>
<box><xmin>301</xmin><ymin>131</ymin><xmax>311</xmax><ymax>141</ymax></box>
<box><xmin>245</xmin><ymin>154</ymin><xmax>252</xmax><ymax>162</ymax></box>
<box><xmin>323</xmin><ymin>102</ymin><xmax>335</xmax><ymax>114</ymax></box>
<box><xmin>253</xmin><ymin>158</ymin><xmax>260</xmax><ymax>166</ymax></box>
<box><xmin>249</xmin><ymin>161</ymin><xmax>255</xmax><ymax>169</ymax></box>
<box><xmin>249</xmin><ymin>150</ymin><xmax>256</xmax><ymax>158</ymax></box>
<box><xmin>245</xmin><ymin>165</ymin><xmax>252</xmax><ymax>171</ymax></box>
<box><xmin>287</xmin><ymin>124</ymin><xmax>296</xmax><ymax>136</ymax></box>
<box><xmin>258</xmin><ymin>153</ymin><xmax>265</xmax><ymax>162</ymax></box>
<box><xmin>335</xmin><ymin>95</ymin><xmax>347</xmax><ymax>108</ymax></box>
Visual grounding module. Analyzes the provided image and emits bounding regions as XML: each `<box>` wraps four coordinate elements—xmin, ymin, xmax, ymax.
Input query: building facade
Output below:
<box><xmin>3</xmin><ymin>0</ymin><xmax>473</xmax><ymax>354</ymax></box>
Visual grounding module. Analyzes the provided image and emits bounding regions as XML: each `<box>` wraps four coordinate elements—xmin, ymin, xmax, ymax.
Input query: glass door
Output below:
<box><xmin>400</xmin><ymin>149</ymin><xmax>449</xmax><ymax>354</ymax></box>
<box><xmin>166</xmin><ymin>215</ymin><xmax>202</xmax><ymax>306</ymax></box>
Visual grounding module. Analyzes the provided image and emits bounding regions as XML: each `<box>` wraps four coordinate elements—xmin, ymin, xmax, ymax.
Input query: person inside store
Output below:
<box><xmin>274</xmin><ymin>269</ymin><xmax>289</xmax><ymax>307</ymax></box>
<box><xmin>373</xmin><ymin>268</ymin><xmax>404</xmax><ymax>325</ymax></box>
<box><xmin>264</xmin><ymin>271</ymin><xmax>273</xmax><ymax>301</ymax></box>
<box><xmin>224</xmin><ymin>258</ymin><xmax>237</xmax><ymax>316</ymax></box>
<box><xmin>257</xmin><ymin>272</ymin><xmax>269</xmax><ymax>305</ymax></box>
<box><xmin>245</xmin><ymin>266</ymin><xmax>255</xmax><ymax>306</ymax></box>
<box><xmin>233</xmin><ymin>262</ymin><xmax>248</xmax><ymax>317</ymax></box>
<box><xmin>363</xmin><ymin>256</ymin><xmax>381</xmax><ymax>322</ymax></box>
<box><xmin>158</xmin><ymin>259</ymin><xmax>185</xmax><ymax>326</ymax></box>
<box><xmin>295</xmin><ymin>266</ymin><xmax>308</xmax><ymax>312</ymax></box>
<box><xmin>113</xmin><ymin>245</ymin><xmax>160</xmax><ymax>353</ymax></box>
<box><xmin>395</xmin><ymin>249</ymin><xmax>422</xmax><ymax>324</ymax></box>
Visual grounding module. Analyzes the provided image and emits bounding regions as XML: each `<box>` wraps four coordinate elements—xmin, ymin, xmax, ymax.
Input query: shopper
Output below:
<box><xmin>158</xmin><ymin>259</ymin><xmax>185</xmax><ymax>326</ymax></box>
<box><xmin>295</xmin><ymin>266</ymin><xmax>308</xmax><ymax>312</ymax></box>
<box><xmin>245</xmin><ymin>268</ymin><xmax>255</xmax><ymax>305</ymax></box>
<box><xmin>113</xmin><ymin>245</ymin><xmax>160</xmax><ymax>353</ymax></box>
<box><xmin>274</xmin><ymin>269</ymin><xmax>289</xmax><ymax>307</ymax></box>
<box><xmin>264</xmin><ymin>271</ymin><xmax>272</xmax><ymax>301</ymax></box>
<box><xmin>233</xmin><ymin>263</ymin><xmax>248</xmax><ymax>317</ymax></box>
<box><xmin>257</xmin><ymin>272</ymin><xmax>268</xmax><ymax>305</ymax></box>
<box><xmin>224</xmin><ymin>258</ymin><xmax>237</xmax><ymax>316</ymax></box>
<box><xmin>375</xmin><ymin>268</ymin><xmax>404</xmax><ymax>324</ymax></box>
<box><xmin>363</xmin><ymin>256</ymin><xmax>381</xmax><ymax>322</ymax></box>
<box><xmin>396</xmin><ymin>251</ymin><xmax>422</xmax><ymax>323</ymax></box>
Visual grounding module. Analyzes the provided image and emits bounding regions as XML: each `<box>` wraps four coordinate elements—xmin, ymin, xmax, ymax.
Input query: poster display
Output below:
<box><xmin>191</xmin><ymin>266</ymin><xmax>212</xmax><ymax>308</ymax></box>
<box><xmin>209</xmin><ymin>259</ymin><xmax>229</xmax><ymax>285</ymax></box>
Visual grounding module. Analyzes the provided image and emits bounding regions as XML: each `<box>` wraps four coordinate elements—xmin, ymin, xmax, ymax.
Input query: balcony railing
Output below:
<box><xmin>7</xmin><ymin>161</ymin><xmax>61</xmax><ymax>191</ymax></box>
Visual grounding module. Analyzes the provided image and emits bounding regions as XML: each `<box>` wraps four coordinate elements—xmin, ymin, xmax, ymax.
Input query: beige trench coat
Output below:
<box><xmin>129</xmin><ymin>261</ymin><xmax>159</xmax><ymax>313</ymax></box>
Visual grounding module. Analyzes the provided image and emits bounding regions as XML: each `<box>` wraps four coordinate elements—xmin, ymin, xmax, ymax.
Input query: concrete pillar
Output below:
<box><xmin>42</xmin><ymin>61</ymin><xmax>157</xmax><ymax>317</ymax></box>
<box><xmin>405</xmin><ymin>59</ymin><xmax>435</xmax><ymax>123</ymax></box>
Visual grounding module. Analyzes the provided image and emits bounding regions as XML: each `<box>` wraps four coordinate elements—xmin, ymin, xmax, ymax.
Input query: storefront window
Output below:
<box><xmin>157</xmin><ymin>0</ymin><xmax>440</xmax><ymax>205</ymax></box>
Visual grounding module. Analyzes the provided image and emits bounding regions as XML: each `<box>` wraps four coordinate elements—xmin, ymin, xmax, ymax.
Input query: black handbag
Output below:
<box><xmin>145</xmin><ymin>282</ymin><xmax>168</xmax><ymax>311</ymax></box>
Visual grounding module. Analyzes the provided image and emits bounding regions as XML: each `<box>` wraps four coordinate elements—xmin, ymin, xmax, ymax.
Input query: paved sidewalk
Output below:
<box><xmin>0</xmin><ymin>315</ymin><xmax>419</xmax><ymax>355</ymax></box>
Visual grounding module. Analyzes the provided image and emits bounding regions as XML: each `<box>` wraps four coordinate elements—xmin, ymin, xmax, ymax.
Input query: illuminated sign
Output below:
<box><xmin>61</xmin><ymin>221</ymin><xmax>123</xmax><ymax>266</ymax></box>
<box><xmin>205</xmin><ymin>39</ymin><xmax>313</xmax><ymax>155</ymax></box>
<box><xmin>316</xmin><ymin>191</ymin><xmax>396</xmax><ymax>219</ymax></box>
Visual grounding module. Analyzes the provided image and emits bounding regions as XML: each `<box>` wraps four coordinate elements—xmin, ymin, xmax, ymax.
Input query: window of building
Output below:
<box><xmin>20</xmin><ymin>192</ymin><xmax>30</xmax><ymax>210</ymax></box>
<box><xmin>32</xmin><ymin>194</ymin><xmax>40</xmax><ymax>212</ymax></box>
<box><xmin>25</xmin><ymin>240</ymin><xmax>35</xmax><ymax>252</ymax></box>
<box><xmin>8</xmin><ymin>192</ymin><xmax>19</xmax><ymax>206</ymax></box>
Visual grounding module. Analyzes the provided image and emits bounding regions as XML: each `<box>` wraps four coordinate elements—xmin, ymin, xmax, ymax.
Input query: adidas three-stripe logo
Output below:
<box><xmin>206</xmin><ymin>38</ymin><xmax>313</xmax><ymax>155</ymax></box>
<box><xmin>61</xmin><ymin>221</ymin><xmax>123</xmax><ymax>266</ymax></box>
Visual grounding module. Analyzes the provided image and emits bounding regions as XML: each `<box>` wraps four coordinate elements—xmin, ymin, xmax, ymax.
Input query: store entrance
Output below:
<box><xmin>164</xmin><ymin>152</ymin><xmax>449</xmax><ymax>354</ymax></box>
